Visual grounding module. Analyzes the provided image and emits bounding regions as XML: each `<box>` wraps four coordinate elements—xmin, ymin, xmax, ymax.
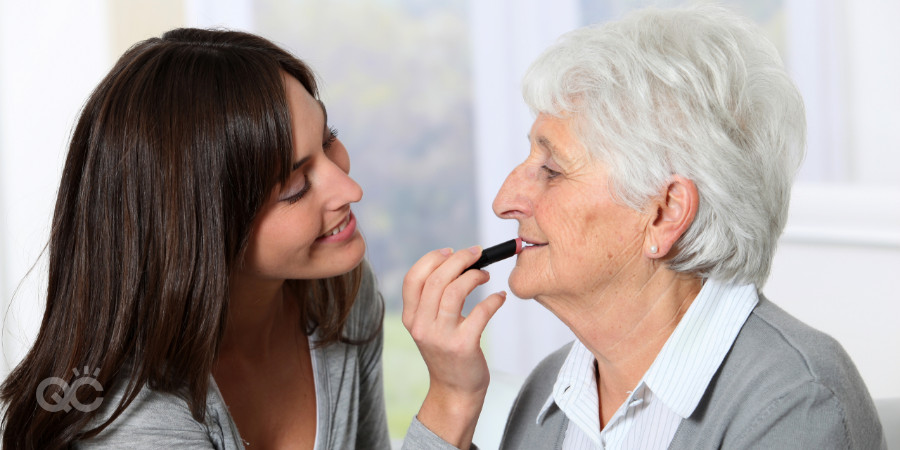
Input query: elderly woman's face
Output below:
<box><xmin>492</xmin><ymin>114</ymin><xmax>649</xmax><ymax>303</ymax></box>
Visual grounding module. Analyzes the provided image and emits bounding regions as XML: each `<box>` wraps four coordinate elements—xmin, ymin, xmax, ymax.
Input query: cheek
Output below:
<box><xmin>548</xmin><ymin>211</ymin><xmax>601</xmax><ymax>276</ymax></box>
<box><xmin>248</xmin><ymin>210</ymin><xmax>320</xmax><ymax>265</ymax></box>
<box><xmin>539</xmin><ymin>192</ymin><xmax>640</xmax><ymax>274</ymax></box>
<box><xmin>537</xmin><ymin>189</ymin><xmax>598</xmax><ymax>246</ymax></box>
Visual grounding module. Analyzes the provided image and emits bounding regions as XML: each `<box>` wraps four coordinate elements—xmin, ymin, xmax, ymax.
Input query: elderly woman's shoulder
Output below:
<box><xmin>737</xmin><ymin>295</ymin><xmax>860</xmax><ymax>386</ymax></box>
<box><xmin>699</xmin><ymin>295</ymin><xmax>884</xmax><ymax>448</ymax></box>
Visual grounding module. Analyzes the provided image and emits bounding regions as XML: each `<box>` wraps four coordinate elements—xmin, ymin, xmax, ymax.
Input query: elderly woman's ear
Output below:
<box><xmin>645</xmin><ymin>175</ymin><xmax>698</xmax><ymax>259</ymax></box>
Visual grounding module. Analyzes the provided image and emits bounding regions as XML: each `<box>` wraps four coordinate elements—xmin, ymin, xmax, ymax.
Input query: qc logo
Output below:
<box><xmin>36</xmin><ymin>367</ymin><xmax>104</xmax><ymax>412</ymax></box>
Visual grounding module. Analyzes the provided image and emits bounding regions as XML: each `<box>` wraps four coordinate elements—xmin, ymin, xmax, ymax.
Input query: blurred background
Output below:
<box><xmin>1</xmin><ymin>0</ymin><xmax>898</xmax><ymax>446</ymax></box>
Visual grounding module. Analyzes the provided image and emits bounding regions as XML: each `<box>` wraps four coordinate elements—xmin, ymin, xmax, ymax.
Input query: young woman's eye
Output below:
<box><xmin>323</xmin><ymin>126</ymin><xmax>338</xmax><ymax>150</ymax></box>
<box><xmin>283</xmin><ymin>175</ymin><xmax>311</xmax><ymax>204</ymax></box>
<box><xmin>541</xmin><ymin>165</ymin><xmax>562</xmax><ymax>179</ymax></box>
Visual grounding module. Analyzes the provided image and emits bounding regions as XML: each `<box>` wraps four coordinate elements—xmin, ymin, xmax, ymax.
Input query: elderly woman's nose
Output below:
<box><xmin>492</xmin><ymin>165</ymin><xmax>532</xmax><ymax>220</ymax></box>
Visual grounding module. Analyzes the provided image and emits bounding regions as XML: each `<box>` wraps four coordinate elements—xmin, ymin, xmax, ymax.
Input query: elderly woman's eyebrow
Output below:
<box><xmin>528</xmin><ymin>134</ymin><xmax>559</xmax><ymax>155</ymax></box>
<box><xmin>537</xmin><ymin>136</ymin><xmax>557</xmax><ymax>152</ymax></box>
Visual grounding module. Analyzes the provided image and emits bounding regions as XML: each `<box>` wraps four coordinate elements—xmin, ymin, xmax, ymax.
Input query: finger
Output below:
<box><xmin>402</xmin><ymin>248</ymin><xmax>453</xmax><ymax>328</ymax></box>
<box><xmin>437</xmin><ymin>269</ymin><xmax>490</xmax><ymax>319</ymax></box>
<box><xmin>461</xmin><ymin>291</ymin><xmax>507</xmax><ymax>337</ymax></box>
<box><xmin>419</xmin><ymin>246</ymin><xmax>483</xmax><ymax>321</ymax></box>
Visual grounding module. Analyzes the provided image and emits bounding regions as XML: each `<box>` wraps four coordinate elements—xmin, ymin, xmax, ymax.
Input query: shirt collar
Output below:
<box><xmin>641</xmin><ymin>279</ymin><xmax>758</xmax><ymax>417</ymax></box>
<box><xmin>536</xmin><ymin>341</ymin><xmax>597</xmax><ymax>426</ymax></box>
<box><xmin>536</xmin><ymin>279</ymin><xmax>758</xmax><ymax>424</ymax></box>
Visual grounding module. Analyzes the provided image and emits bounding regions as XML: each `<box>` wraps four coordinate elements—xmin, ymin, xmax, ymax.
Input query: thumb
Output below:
<box><xmin>461</xmin><ymin>291</ymin><xmax>507</xmax><ymax>336</ymax></box>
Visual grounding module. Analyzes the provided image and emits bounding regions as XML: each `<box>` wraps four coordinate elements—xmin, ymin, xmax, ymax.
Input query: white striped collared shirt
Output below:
<box><xmin>536</xmin><ymin>279</ymin><xmax>759</xmax><ymax>449</ymax></box>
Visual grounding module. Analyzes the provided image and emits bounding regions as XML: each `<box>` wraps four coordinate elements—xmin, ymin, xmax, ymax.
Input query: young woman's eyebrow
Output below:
<box><xmin>317</xmin><ymin>99</ymin><xmax>329</xmax><ymax>134</ymax></box>
<box><xmin>291</xmin><ymin>156</ymin><xmax>311</xmax><ymax>172</ymax></box>
<box><xmin>288</xmin><ymin>100</ymin><xmax>329</xmax><ymax>172</ymax></box>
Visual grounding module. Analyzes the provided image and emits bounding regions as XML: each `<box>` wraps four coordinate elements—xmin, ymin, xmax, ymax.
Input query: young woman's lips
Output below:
<box><xmin>316</xmin><ymin>212</ymin><xmax>357</xmax><ymax>243</ymax></box>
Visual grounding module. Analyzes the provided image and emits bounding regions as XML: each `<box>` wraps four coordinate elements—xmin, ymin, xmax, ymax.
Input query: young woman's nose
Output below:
<box><xmin>323</xmin><ymin>141</ymin><xmax>363</xmax><ymax>209</ymax></box>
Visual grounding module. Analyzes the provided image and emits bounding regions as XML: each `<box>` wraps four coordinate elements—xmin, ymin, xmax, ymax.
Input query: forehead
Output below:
<box><xmin>283</xmin><ymin>74</ymin><xmax>326</xmax><ymax>158</ymax></box>
<box><xmin>283</xmin><ymin>74</ymin><xmax>324</xmax><ymax>122</ymax></box>
<box><xmin>529</xmin><ymin>113</ymin><xmax>586</xmax><ymax>162</ymax></box>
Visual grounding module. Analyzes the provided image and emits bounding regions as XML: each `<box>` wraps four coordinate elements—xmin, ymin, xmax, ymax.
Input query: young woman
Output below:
<box><xmin>1</xmin><ymin>28</ymin><xmax>389</xmax><ymax>449</ymax></box>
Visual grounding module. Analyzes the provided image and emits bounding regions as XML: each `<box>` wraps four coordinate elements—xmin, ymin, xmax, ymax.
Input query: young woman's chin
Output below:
<box><xmin>335</xmin><ymin>233</ymin><xmax>367</xmax><ymax>276</ymax></box>
<box><xmin>308</xmin><ymin>231</ymin><xmax>367</xmax><ymax>279</ymax></box>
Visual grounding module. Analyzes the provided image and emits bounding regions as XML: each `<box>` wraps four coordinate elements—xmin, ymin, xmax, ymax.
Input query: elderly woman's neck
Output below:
<box><xmin>546</xmin><ymin>268</ymin><xmax>703</xmax><ymax>410</ymax></box>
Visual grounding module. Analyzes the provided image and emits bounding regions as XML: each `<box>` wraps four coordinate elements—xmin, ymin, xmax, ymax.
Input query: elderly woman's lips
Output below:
<box><xmin>520</xmin><ymin>238</ymin><xmax>547</xmax><ymax>248</ymax></box>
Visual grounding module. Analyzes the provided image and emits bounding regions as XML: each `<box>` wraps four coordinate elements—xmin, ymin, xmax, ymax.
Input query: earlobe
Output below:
<box><xmin>646</xmin><ymin>175</ymin><xmax>698</xmax><ymax>258</ymax></box>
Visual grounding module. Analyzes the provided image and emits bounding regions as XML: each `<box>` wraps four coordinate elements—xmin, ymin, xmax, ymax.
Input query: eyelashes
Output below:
<box><xmin>324</xmin><ymin>126</ymin><xmax>338</xmax><ymax>150</ymax></box>
<box><xmin>284</xmin><ymin>177</ymin><xmax>311</xmax><ymax>204</ymax></box>
<box><xmin>282</xmin><ymin>125</ymin><xmax>340</xmax><ymax>205</ymax></box>
<box><xmin>541</xmin><ymin>165</ymin><xmax>562</xmax><ymax>179</ymax></box>
<box><xmin>283</xmin><ymin>126</ymin><xmax>339</xmax><ymax>205</ymax></box>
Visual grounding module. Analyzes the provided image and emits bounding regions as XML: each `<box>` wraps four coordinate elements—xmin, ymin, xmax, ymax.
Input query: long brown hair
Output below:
<box><xmin>1</xmin><ymin>28</ymin><xmax>367</xmax><ymax>449</ymax></box>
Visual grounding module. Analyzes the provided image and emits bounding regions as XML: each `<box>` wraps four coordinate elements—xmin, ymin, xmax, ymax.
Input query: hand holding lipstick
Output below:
<box><xmin>465</xmin><ymin>238</ymin><xmax>523</xmax><ymax>271</ymax></box>
<box><xmin>401</xmin><ymin>244</ymin><xmax>509</xmax><ymax>450</ymax></box>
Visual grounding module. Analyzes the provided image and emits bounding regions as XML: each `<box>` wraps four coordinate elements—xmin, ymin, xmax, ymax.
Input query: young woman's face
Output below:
<box><xmin>239</xmin><ymin>74</ymin><xmax>366</xmax><ymax>282</ymax></box>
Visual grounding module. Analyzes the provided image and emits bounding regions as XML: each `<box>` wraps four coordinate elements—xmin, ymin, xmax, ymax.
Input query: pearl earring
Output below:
<box><xmin>650</xmin><ymin>245</ymin><xmax>658</xmax><ymax>254</ymax></box>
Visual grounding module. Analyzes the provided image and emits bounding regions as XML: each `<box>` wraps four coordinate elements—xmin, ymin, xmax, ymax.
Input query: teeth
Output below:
<box><xmin>327</xmin><ymin>216</ymin><xmax>350</xmax><ymax>236</ymax></box>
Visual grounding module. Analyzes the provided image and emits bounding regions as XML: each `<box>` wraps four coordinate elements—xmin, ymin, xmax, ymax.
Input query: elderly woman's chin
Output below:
<box><xmin>506</xmin><ymin>264</ymin><xmax>543</xmax><ymax>300</ymax></box>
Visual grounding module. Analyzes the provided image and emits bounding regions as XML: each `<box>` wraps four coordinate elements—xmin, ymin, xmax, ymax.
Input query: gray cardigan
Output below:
<box><xmin>499</xmin><ymin>296</ymin><xmax>886</xmax><ymax>449</ymax></box>
<box><xmin>405</xmin><ymin>296</ymin><xmax>886</xmax><ymax>449</ymax></box>
<box><xmin>75</xmin><ymin>262</ymin><xmax>391</xmax><ymax>449</ymax></box>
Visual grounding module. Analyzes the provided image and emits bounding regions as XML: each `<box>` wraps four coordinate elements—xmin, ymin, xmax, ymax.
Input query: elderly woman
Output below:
<box><xmin>401</xmin><ymin>4</ymin><xmax>885</xmax><ymax>450</ymax></box>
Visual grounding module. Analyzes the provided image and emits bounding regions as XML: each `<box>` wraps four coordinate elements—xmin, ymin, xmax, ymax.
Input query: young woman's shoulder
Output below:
<box><xmin>74</xmin><ymin>377</ymin><xmax>242</xmax><ymax>449</ymax></box>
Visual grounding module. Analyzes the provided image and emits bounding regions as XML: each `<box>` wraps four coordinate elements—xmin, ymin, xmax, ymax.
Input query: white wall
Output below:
<box><xmin>0</xmin><ymin>0</ymin><xmax>110</xmax><ymax>375</ymax></box>
<box><xmin>844</xmin><ymin>0</ymin><xmax>900</xmax><ymax>184</ymax></box>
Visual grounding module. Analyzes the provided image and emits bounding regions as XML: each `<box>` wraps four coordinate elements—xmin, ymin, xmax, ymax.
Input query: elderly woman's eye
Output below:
<box><xmin>541</xmin><ymin>165</ymin><xmax>562</xmax><ymax>179</ymax></box>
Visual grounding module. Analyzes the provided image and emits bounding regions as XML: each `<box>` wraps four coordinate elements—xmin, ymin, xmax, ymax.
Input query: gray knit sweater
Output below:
<box><xmin>75</xmin><ymin>262</ymin><xmax>390</xmax><ymax>449</ymax></box>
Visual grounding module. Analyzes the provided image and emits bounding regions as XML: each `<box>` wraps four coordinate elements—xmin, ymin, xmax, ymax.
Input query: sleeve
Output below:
<box><xmin>730</xmin><ymin>380</ymin><xmax>887</xmax><ymax>450</ymax></box>
<box><xmin>353</xmin><ymin>261</ymin><xmax>393</xmax><ymax>449</ymax></box>
<box><xmin>401</xmin><ymin>416</ymin><xmax>479</xmax><ymax>450</ymax></box>
<box><xmin>73</xmin><ymin>386</ymin><xmax>222</xmax><ymax>450</ymax></box>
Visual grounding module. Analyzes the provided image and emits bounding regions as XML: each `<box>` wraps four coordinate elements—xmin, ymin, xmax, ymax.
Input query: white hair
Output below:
<box><xmin>522</xmin><ymin>3</ymin><xmax>806</xmax><ymax>287</ymax></box>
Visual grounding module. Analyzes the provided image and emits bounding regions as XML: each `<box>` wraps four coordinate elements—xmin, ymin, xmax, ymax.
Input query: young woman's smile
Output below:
<box><xmin>239</xmin><ymin>74</ymin><xmax>366</xmax><ymax>282</ymax></box>
<box><xmin>316</xmin><ymin>211</ymin><xmax>357</xmax><ymax>243</ymax></box>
